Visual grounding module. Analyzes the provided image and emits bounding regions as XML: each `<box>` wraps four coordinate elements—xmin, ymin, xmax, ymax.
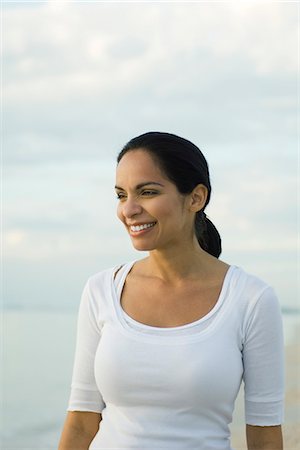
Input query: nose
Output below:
<box><xmin>121</xmin><ymin>197</ymin><xmax>143</xmax><ymax>219</ymax></box>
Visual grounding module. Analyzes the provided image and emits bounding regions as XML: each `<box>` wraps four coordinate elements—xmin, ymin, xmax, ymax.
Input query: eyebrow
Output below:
<box><xmin>115</xmin><ymin>181</ymin><xmax>165</xmax><ymax>190</ymax></box>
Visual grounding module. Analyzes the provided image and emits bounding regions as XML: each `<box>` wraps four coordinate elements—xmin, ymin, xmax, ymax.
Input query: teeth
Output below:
<box><xmin>131</xmin><ymin>222</ymin><xmax>156</xmax><ymax>232</ymax></box>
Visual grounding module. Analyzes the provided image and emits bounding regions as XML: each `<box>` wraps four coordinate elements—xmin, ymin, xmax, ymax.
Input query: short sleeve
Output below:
<box><xmin>67</xmin><ymin>279</ymin><xmax>105</xmax><ymax>413</ymax></box>
<box><xmin>242</xmin><ymin>286</ymin><xmax>284</xmax><ymax>426</ymax></box>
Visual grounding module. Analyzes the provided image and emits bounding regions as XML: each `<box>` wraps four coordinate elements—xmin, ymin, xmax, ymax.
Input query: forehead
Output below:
<box><xmin>116</xmin><ymin>149</ymin><xmax>167</xmax><ymax>185</ymax></box>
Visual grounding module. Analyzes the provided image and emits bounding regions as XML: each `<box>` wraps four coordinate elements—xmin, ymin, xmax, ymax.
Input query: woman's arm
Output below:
<box><xmin>242</xmin><ymin>287</ymin><xmax>284</xmax><ymax>448</ymax></box>
<box><xmin>58</xmin><ymin>411</ymin><xmax>102</xmax><ymax>450</ymax></box>
<box><xmin>246</xmin><ymin>424</ymin><xmax>283</xmax><ymax>450</ymax></box>
<box><xmin>60</xmin><ymin>277</ymin><xmax>105</xmax><ymax>448</ymax></box>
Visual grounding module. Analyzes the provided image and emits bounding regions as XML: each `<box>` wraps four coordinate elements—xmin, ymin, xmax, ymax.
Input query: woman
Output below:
<box><xmin>58</xmin><ymin>132</ymin><xmax>284</xmax><ymax>450</ymax></box>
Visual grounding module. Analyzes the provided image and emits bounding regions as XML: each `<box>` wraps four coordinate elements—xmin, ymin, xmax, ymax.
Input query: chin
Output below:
<box><xmin>131</xmin><ymin>241</ymin><xmax>156</xmax><ymax>252</ymax></box>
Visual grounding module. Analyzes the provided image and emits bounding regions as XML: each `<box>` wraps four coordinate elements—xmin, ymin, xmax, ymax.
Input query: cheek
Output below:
<box><xmin>158</xmin><ymin>200</ymin><xmax>181</xmax><ymax>220</ymax></box>
<box><xmin>162</xmin><ymin>203</ymin><xmax>186</xmax><ymax>230</ymax></box>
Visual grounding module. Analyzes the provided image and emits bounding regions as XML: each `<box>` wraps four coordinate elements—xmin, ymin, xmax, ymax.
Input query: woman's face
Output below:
<box><xmin>115</xmin><ymin>149</ymin><xmax>196</xmax><ymax>252</ymax></box>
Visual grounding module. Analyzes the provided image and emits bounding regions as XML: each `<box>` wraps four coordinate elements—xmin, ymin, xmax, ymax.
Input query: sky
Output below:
<box><xmin>2</xmin><ymin>0</ymin><xmax>298</xmax><ymax>310</ymax></box>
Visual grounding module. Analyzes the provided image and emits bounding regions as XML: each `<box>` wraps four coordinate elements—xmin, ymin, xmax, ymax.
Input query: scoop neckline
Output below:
<box><xmin>111</xmin><ymin>260</ymin><xmax>236</xmax><ymax>335</ymax></box>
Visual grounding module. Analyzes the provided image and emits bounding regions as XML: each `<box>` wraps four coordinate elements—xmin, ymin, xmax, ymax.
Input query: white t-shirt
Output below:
<box><xmin>67</xmin><ymin>261</ymin><xmax>284</xmax><ymax>450</ymax></box>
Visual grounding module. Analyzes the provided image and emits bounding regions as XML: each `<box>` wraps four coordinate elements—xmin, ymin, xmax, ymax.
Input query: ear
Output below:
<box><xmin>189</xmin><ymin>184</ymin><xmax>208</xmax><ymax>213</ymax></box>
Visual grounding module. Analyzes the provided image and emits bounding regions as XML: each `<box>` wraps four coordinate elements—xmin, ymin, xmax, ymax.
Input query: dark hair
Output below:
<box><xmin>117</xmin><ymin>131</ymin><xmax>221</xmax><ymax>258</ymax></box>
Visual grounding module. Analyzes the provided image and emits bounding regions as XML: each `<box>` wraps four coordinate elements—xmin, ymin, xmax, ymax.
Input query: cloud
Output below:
<box><xmin>3</xmin><ymin>2</ymin><xmax>297</xmax><ymax>166</ymax></box>
<box><xmin>3</xmin><ymin>2</ymin><xmax>298</xmax><ymax>310</ymax></box>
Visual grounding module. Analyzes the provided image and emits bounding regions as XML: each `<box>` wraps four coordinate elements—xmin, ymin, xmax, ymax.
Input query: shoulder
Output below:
<box><xmin>86</xmin><ymin>261</ymin><xmax>134</xmax><ymax>293</ymax></box>
<box><xmin>88</xmin><ymin>265</ymin><xmax>116</xmax><ymax>286</ymax></box>
<box><xmin>230</xmin><ymin>266</ymin><xmax>281</xmax><ymax>331</ymax></box>
<box><xmin>230</xmin><ymin>265</ymin><xmax>274</xmax><ymax>299</ymax></box>
<box><xmin>77</xmin><ymin>262</ymin><xmax>132</xmax><ymax>320</ymax></box>
<box><xmin>228</xmin><ymin>265</ymin><xmax>280</xmax><ymax>318</ymax></box>
<box><xmin>231</xmin><ymin>266</ymin><xmax>270</xmax><ymax>293</ymax></box>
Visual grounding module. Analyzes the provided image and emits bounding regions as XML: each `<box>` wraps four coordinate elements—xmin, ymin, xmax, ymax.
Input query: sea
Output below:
<box><xmin>1</xmin><ymin>308</ymin><xmax>299</xmax><ymax>450</ymax></box>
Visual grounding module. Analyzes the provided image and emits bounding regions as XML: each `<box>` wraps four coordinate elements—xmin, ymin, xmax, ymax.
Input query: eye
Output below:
<box><xmin>141</xmin><ymin>190</ymin><xmax>158</xmax><ymax>196</ymax></box>
<box><xmin>116</xmin><ymin>192</ymin><xmax>126</xmax><ymax>200</ymax></box>
<box><xmin>115</xmin><ymin>190</ymin><xmax>158</xmax><ymax>200</ymax></box>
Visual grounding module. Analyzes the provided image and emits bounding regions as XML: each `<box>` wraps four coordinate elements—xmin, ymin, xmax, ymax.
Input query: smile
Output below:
<box><xmin>130</xmin><ymin>222</ymin><xmax>157</xmax><ymax>232</ymax></box>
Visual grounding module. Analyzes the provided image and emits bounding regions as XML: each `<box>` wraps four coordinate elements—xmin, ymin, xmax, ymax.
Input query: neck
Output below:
<box><xmin>145</xmin><ymin>237</ymin><xmax>215</xmax><ymax>283</ymax></box>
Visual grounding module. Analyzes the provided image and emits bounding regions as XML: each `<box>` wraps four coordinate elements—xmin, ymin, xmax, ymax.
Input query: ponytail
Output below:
<box><xmin>195</xmin><ymin>211</ymin><xmax>222</xmax><ymax>258</ymax></box>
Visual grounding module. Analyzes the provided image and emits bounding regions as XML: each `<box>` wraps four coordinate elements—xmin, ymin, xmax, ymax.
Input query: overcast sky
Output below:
<box><xmin>3</xmin><ymin>0</ymin><xmax>298</xmax><ymax>310</ymax></box>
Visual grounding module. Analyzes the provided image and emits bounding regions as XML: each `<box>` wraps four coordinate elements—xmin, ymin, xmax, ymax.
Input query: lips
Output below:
<box><xmin>128</xmin><ymin>222</ymin><xmax>157</xmax><ymax>232</ymax></box>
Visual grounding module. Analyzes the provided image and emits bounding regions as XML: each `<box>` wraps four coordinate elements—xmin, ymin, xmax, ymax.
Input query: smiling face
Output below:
<box><xmin>115</xmin><ymin>149</ymin><xmax>198</xmax><ymax>252</ymax></box>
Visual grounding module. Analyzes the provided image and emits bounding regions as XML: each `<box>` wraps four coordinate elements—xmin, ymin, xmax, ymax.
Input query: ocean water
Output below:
<box><xmin>1</xmin><ymin>309</ymin><xmax>299</xmax><ymax>450</ymax></box>
<box><xmin>1</xmin><ymin>310</ymin><xmax>77</xmax><ymax>450</ymax></box>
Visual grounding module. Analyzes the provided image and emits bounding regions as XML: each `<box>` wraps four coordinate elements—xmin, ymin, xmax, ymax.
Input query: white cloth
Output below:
<box><xmin>67</xmin><ymin>261</ymin><xmax>284</xmax><ymax>450</ymax></box>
